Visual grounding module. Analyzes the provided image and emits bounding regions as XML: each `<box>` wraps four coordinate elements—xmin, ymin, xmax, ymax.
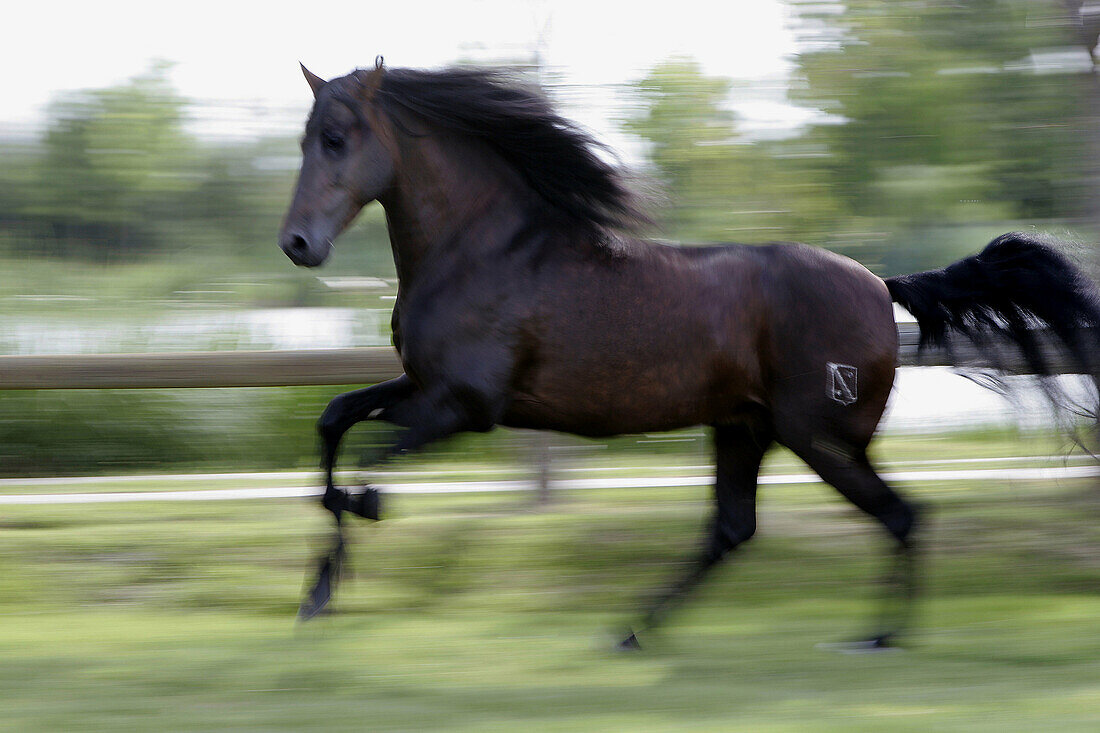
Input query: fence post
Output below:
<box><xmin>531</xmin><ymin>430</ymin><xmax>552</xmax><ymax>506</ymax></box>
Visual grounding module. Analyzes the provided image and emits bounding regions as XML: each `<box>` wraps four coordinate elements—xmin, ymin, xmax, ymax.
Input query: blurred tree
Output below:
<box><xmin>789</xmin><ymin>0</ymin><xmax>1093</xmax><ymax>271</ymax></box>
<box><xmin>624</xmin><ymin>58</ymin><xmax>737</xmax><ymax>193</ymax></box>
<box><xmin>624</xmin><ymin>3</ymin><xmax>1093</xmax><ymax>273</ymax></box>
<box><xmin>0</xmin><ymin>62</ymin><xmax>395</xmax><ymax>279</ymax></box>
<box><xmin>623</xmin><ymin>57</ymin><xmax>738</xmax><ymax>239</ymax></box>
<box><xmin>623</xmin><ymin>57</ymin><xmax>843</xmax><ymax>244</ymax></box>
<box><xmin>28</xmin><ymin>62</ymin><xmax>198</xmax><ymax>258</ymax></box>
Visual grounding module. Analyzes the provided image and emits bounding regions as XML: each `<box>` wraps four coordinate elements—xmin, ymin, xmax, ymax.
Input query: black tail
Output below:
<box><xmin>885</xmin><ymin>232</ymin><xmax>1100</xmax><ymax>383</ymax></box>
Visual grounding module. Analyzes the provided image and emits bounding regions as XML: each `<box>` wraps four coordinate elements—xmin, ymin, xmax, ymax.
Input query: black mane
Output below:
<box><xmin>372</xmin><ymin>67</ymin><xmax>648</xmax><ymax>235</ymax></box>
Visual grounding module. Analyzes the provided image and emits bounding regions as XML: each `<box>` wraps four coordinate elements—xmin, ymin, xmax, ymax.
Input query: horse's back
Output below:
<box><xmin>503</xmin><ymin>240</ymin><xmax>768</xmax><ymax>434</ymax></box>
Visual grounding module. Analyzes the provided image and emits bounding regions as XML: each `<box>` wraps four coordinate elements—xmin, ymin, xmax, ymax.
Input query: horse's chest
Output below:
<box><xmin>391</xmin><ymin>294</ymin><xmax>515</xmax><ymax>385</ymax></box>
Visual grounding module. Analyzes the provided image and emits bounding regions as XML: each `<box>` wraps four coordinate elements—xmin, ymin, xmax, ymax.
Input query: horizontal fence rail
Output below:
<box><xmin>0</xmin><ymin>323</ymin><xmax>1090</xmax><ymax>390</ymax></box>
<box><xmin>0</xmin><ymin>347</ymin><xmax>404</xmax><ymax>390</ymax></box>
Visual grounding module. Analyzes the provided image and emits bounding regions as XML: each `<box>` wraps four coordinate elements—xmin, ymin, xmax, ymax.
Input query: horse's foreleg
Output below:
<box><xmin>300</xmin><ymin>382</ymin><xmax>496</xmax><ymax>620</ymax></box>
<box><xmin>317</xmin><ymin>375</ymin><xmax>417</xmax><ymax>520</ymax></box>
<box><xmin>620</xmin><ymin>423</ymin><xmax>772</xmax><ymax>649</ymax></box>
<box><xmin>299</xmin><ymin>376</ymin><xmax>417</xmax><ymax>621</ymax></box>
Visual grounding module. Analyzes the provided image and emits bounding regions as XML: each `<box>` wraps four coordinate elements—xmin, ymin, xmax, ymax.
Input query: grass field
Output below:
<box><xmin>1</xmin><ymin>439</ymin><xmax>1099</xmax><ymax>731</ymax></box>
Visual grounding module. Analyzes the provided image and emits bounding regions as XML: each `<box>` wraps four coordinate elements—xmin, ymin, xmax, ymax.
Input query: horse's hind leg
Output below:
<box><xmin>783</xmin><ymin>434</ymin><xmax>920</xmax><ymax>648</ymax></box>
<box><xmin>620</xmin><ymin>419</ymin><xmax>773</xmax><ymax>649</ymax></box>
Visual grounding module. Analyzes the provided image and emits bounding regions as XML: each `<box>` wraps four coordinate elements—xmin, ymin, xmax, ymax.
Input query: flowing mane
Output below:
<box><xmin>372</xmin><ymin>67</ymin><xmax>648</xmax><ymax>235</ymax></box>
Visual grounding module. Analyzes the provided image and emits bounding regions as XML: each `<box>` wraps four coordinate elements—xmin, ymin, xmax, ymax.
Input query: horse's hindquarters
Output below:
<box><xmin>760</xmin><ymin>245</ymin><xmax>897</xmax><ymax>452</ymax></box>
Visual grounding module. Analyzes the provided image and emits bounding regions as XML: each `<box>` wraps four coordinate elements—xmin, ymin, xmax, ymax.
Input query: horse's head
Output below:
<box><xmin>278</xmin><ymin>62</ymin><xmax>395</xmax><ymax>267</ymax></box>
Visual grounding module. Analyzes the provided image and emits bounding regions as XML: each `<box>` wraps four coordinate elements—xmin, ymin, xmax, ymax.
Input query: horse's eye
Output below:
<box><xmin>321</xmin><ymin>130</ymin><xmax>345</xmax><ymax>154</ymax></box>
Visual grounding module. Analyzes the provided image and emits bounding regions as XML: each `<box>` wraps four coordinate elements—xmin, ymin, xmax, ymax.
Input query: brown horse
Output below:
<box><xmin>279</xmin><ymin>60</ymin><xmax>1100</xmax><ymax>649</ymax></box>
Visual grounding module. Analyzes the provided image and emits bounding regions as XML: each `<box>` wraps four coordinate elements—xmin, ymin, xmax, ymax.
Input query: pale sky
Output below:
<box><xmin>3</xmin><ymin>1</ymin><xmax>812</xmax><ymax>154</ymax></box>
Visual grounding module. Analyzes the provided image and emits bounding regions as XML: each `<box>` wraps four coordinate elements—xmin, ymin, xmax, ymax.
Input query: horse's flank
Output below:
<box><xmin>496</xmin><ymin>238</ymin><xmax>894</xmax><ymax>438</ymax></box>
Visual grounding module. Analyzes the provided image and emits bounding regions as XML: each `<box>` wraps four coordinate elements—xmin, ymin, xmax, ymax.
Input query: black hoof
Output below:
<box><xmin>349</xmin><ymin>487</ymin><xmax>381</xmax><ymax>521</ymax></box>
<box><xmin>616</xmin><ymin>632</ymin><xmax>642</xmax><ymax>651</ymax></box>
<box><xmin>298</xmin><ymin>547</ymin><xmax>343</xmax><ymax>621</ymax></box>
<box><xmin>321</xmin><ymin>484</ymin><xmax>348</xmax><ymax>516</ymax></box>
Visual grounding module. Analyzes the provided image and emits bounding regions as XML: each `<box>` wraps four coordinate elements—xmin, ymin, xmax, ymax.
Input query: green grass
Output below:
<box><xmin>1</xmin><ymin>467</ymin><xmax>1098</xmax><ymax>731</ymax></box>
<box><xmin>0</xmin><ymin>424</ymin><xmax>1085</xmax><ymax>492</ymax></box>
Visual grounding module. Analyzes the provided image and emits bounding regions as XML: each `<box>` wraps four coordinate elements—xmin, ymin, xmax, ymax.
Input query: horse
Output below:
<box><xmin>278</xmin><ymin>59</ymin><xmax>1100</xmax><ymax>649</ymax></box>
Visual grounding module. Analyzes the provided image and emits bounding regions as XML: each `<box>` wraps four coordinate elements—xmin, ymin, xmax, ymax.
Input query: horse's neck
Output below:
<box><xmin>379</xmin><ymin>134</ymin><xmax>531</xmax><ymax>286</ymax></box>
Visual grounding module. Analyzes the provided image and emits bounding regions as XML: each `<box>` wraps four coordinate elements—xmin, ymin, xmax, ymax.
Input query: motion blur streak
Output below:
<box><xmin>1</xmin><ymin>1</ymin><xmax>1099</xmax><ymax>730</ymax></box>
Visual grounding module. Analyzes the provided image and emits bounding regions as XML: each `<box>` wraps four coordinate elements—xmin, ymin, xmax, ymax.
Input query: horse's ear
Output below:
<box><xmin>300</xmin><ymin>63</ymin><xmax>326</xmax><ymax>98</ymax></box>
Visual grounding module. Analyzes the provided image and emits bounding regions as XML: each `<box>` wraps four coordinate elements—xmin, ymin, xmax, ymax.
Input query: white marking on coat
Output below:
<box><xmin>827</xmin><ymin>362</ymin><xmax>858</xmax><ymax>405</ymax></box>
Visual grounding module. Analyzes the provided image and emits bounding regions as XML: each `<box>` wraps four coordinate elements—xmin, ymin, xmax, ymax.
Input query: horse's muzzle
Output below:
<box><xmin>279</xmin><ymin>231</ymin><xmax>330</xmax><ymax>267</ymax></box>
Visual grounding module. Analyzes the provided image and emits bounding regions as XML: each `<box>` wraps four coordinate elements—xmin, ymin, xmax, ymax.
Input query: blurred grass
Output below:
<box><xmin>0</xmin><ymin>425</ymin><xmax>1085</xmax><ymax>490</ymax></box>
<box><xmin>0</xmin><ymin>465</ymin><xmax>1097</xmax><ymax>731</ymax></box>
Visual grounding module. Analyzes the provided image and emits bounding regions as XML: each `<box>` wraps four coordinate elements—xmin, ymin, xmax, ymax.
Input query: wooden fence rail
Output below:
<box><xmin>0</xmin><ymin>323</ymin><xmax>1089</xmax><ymax>390</ymax></box>
<box><xmin>0</xmin><ymin>347</ymin><xmax>404</xmax><ymax>390</ymax></box>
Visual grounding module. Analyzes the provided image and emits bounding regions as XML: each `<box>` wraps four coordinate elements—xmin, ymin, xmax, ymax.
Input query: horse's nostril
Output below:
<box><xmin>281</xmin><ymin>232</ymin><xmax>324</xmax><ymax>267</ymax></box>
<box><xmin>281</xmin><ymin>233</ymin><xmax>311</xmax><ymax>261</ymax></box>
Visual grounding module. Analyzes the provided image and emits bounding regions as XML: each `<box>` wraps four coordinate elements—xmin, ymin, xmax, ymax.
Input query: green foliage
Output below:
<box><xmin>624</xmin><ymin>57</ymin><xmax>738</xmax><ymax>187</ymax></box>
<box><xmin>0</xmin><ymin>387</ymin><xmax>330</xmax><ymax>475</ymax></box>
<box><xmin>0</xmin><ymin>62</ymin><xmax>399</xmax><ymax>291</ymax></box>
<box><xmin>0</xmin><ymin>386</ymin><xmax>582</xmax><ymax>477</ymax></box>
<box><xmin>2</xmin><ymin>9</ymin><xmax>1092</xmax><ymax>272</ymax></box>
<box><xmin>624</xmin><ymin>58</ymin><xmax>844</xmax><ymax>245</ymax></box>
<box><xmin>792</xmin><ymin>0</ymin><xmax>1087</xmax><ymax>225</ymax></box>
<box><xmin>625</xmin><ymin>1</ymin><xmax>1094</xmax><ymax>272</ymax></box>
<box><xmin>24</xmin><ymin>62</ymin><xmax>196</xmax><ymax>256</ymax></box>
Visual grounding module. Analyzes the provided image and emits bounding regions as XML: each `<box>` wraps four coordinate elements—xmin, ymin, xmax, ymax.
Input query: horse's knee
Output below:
<box><xmin>318</xmin><ymin>394</ymin><xmax>351</xmax><ymax>442</ymax></box>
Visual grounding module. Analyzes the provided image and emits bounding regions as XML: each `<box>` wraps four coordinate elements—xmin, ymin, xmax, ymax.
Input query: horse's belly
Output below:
<box><xmin>501</xmin><ymin>352</ymin><xmax>764</xmax><ymax>436</ymax></box>
<box><xmin>500</xmin><ymin>398</ymin><xmax>699</xmax><ymax>436</ymax></box>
